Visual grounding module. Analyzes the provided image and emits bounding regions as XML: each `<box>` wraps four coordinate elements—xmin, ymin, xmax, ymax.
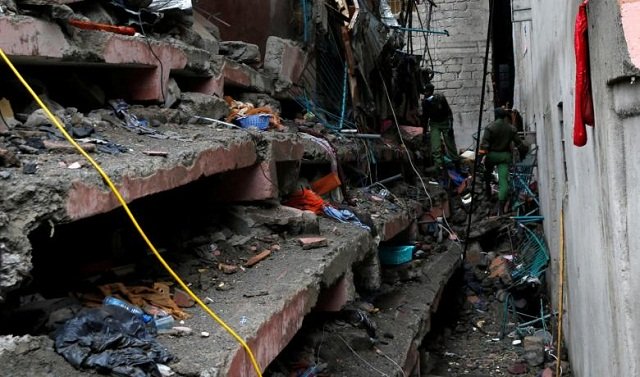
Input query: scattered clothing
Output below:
<box><xmin>77</xmin><ymin>282</ymin><xmax>190</xmax><ymax>320</ymax></box>
<box><xmin>284</xmin><ymin>188</ymin><xmax>325</xmax><ymax>214</ymax></box>
<box><xmin>323</xmin><ymin>206</ymin><xmax>370</xmax><ymax>231</ymax></box>
<box><xmin>285</xmin><ymin>188</ymin><xmax>371</xmax><ymax>231</ymax></box>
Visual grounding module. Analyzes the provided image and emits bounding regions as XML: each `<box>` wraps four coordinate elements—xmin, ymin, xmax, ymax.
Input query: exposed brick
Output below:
<box><xmin>43</xmin><ymin>140</ymin><xmax>96</xmax><ymax>154</ymax></box>
<box><xmin>245</xmin><ymin>249</ymin><xmax>272</xmax><ymax>267</ymax></box>
<box><xmin>173</xmin><ymin>288</ymin><xmax>195</xmax><ymax>308</ymax></box>
<box><xmin>219</xmin><ymin>263</ymin><xmax>239</xmax><ymax>274</ymax></box>
<box><xmin>298</xmin><ymin>237</ymin><xmax>328</xmax><ymax>250</ymax></box>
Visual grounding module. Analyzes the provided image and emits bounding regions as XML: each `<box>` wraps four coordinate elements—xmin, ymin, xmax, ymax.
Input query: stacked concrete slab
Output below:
<box><xmin>0</xmin><ymin>9</ymin><xmax>460</xmax><ymax>377</ymax></box>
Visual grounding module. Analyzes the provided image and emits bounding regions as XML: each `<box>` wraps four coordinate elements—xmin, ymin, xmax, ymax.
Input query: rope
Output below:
<box><xmin>0</xmin><ymin>48</ymin><xmax>263</xmax><ymax>377</ymax></box>
<box><xmin>463</xmin><ymin>0</ymin><xmax>495</xmax><ymax>256</ymax></box>
<box><xmin>556</xmin><ymin>207</ymin><xmax>566</xmax><ymax>376</ymax></box>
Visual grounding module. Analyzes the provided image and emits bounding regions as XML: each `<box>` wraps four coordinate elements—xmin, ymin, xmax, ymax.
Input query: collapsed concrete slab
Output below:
<box><xmin>0</xmin><ymin>126</ymin><xmax>307</xmax><ymax>297</ymax></box>
<box><xmin>222</xmin><ymin>58</ymin><xmax>274</xmax><ymax>93</ymax></box>
<box><xmin>313</xmin><ymin>247</ymin><xmax>462</xmax><ymax>376</ymax></box>
<box><xmin>0</xmin><ymin>15</ymin><xmax>228</xmax><ymax>102</ymax></box>
<box><xmin>219</xmin><ymin>41</ymin><xmax>261</xmax><ymax>65</ymax></box>
<box><xmin>0</xmin><ymin>203</ymin><xmax>425</xmax><ymax>377</ymax></box>
<box><xmin>0</xmin><ymin>16</ymin><xmax>70</xmax><ymax>58</ymax></box>
<box><xmin>263</xmin><ymin>36</ymin><xmax>307</xmax><ymax>94</ymax></box>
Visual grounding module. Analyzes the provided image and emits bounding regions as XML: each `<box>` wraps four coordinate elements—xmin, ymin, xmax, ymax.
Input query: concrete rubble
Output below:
<box><xmin>0</xmin><ymin>1</ymin><xmax>569</xmax><ymax>377</ymax></box>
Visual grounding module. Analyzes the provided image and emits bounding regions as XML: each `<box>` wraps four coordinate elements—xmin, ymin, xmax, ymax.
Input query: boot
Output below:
<box><xmin>497</xmin><ymin>200</ymin><xmax>507</xmax><ymax>216</ymax></box>
<box><xmin>484</xmin><ymin>180</ymin><xmax>492</xmax><ymax>198</ymax></box>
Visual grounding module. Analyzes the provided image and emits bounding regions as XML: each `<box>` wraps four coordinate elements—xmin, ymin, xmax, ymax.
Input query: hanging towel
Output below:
<box><xmin>573</xmin><ymin>0</ymin><xmax>594</xmax><ymax>147</ymax></box>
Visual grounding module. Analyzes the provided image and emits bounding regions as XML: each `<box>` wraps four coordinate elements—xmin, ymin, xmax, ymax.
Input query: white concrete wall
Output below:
<box><xmin>512</xmin><ymin>0</ymin><xmax>640</xmax><ymax>376</ymax></box>
<box><xmin>410</xmin><ymin>0</ymin><xmax>493</xmax><ymax>149</ymax></box>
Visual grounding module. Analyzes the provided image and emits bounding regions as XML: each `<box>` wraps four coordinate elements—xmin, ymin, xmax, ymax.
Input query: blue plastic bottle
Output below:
<box><xmin>103</xmin><ymin>296</ymin><xmax>153</xmax><ymax>323</ymax></box>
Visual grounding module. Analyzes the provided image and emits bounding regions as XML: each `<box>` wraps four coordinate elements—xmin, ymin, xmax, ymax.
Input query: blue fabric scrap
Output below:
<box><xmin>323</xmin><ymin>206</ymin><xmax>371</xmax><ymax>231</ymax></box>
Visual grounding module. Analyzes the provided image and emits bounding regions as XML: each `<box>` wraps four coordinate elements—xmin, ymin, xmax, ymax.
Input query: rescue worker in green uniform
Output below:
<box><xmin>479</xmin><ymin>108</ymin><xmax>528</xmax><ymax>214</ymax></box>
<box><xmin>421</xmin><ymin>83</ymin><xmax>460</xmax><ymax>175</ymax></box>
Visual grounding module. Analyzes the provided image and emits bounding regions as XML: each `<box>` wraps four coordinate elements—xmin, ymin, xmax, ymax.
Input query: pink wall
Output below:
<box><xmin>619</xmin><ymin>0</ymin><xmax>640</xmax><ymax>68</ymax></box>
<box><xmin>197</xmin><ymin>0</ymin><xmax>296</xmax><ymax>59</ymax></box>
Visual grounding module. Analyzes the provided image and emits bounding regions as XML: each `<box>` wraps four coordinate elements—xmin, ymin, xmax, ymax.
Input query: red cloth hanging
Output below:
<box><xmin>573</xmin><ymin>0</ymin><xmax>594</xmax><ymax>147</ymax></box>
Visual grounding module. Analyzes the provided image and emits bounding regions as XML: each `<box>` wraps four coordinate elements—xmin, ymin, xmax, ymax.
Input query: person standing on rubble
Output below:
<box><xmin>478</xmin><ymin>108</ymin><xmax>528</xmax><ymax>215</ymax></box>
<box><xmin>421</xmin><ymin>83</ymin><xmax>460</xmax><ymax>175</ymax></box>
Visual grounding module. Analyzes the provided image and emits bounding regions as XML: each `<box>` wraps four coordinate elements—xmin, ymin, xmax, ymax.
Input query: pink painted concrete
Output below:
<box><xmin>189</xmin><ymin>73</ymin><xmax>225</xmax><ymax>97</ymax></box>
<box><xmin>195</xmin><ymin>0</ymin><xmax>293</xmax><ymax>55</ymax></box>
<box><xmin>279</xmin><ymin>43</ymin><xmax>307</xmax><ymax>84</ymax></box>
<box><xmin>0</xmin><ymin>16</ymin><xmax>69</xmax><ymax>58</ymax></box>
<box><xmin>214</xmin><ymin>161</ymin><xmax>279</xmax><ymax>202</ymax></box>
<box><xmin>223</xmin><ymin>60</ymin><xmax>253</xmax><ymax>88</ymax></box>
<box><xmin>314</xmin><ymin>273</ymin><xmax>353</xmax><ymax>312</ymax></box>
<box><xmin>382</xmin><ymin>203</ymin><xmax>421</xmax><ymax>241</ymax></box>
<box><xmin>403</xmin><ymin>344</ymin><xmax>420</xmax><ymax>376</ymax></box>
<box><xmin>66</xmin><ymin>141</ymin><xmax>256</xmax><ymax>220</ymax></box>
<box><xmin>270</xmin><ymin>138</ymin><xmax>305</xmax><ymax>161</ymax></box>
<box><xmin>101</xmin><ymin>35</ymin><xmax>188</xmax><ymax>101</ymax></box>
<box><xmin>620</xmin><ymin>1</ymin><xmax>640</xmax><ymax>68</ymax></box>
<box><xmin>227</xmin><ymin>289</ymin><xmax>312</xmax><ymax>377</ymax></box>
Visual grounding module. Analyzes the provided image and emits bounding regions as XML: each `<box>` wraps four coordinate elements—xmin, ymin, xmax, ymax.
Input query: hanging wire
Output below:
<box><xmin>290</xmin><ymin>16</ymin><xmax>356</xmax><ymax>131</ymax></box>
<box><xmin>463</xmin><ymin>0</ymin><xmax>495</xmax><ymax>256</ymax></box>
<box><xmin>413</xmin><ymin>0</ymin><xmax>435</xmax><ymax>72</ymax></box>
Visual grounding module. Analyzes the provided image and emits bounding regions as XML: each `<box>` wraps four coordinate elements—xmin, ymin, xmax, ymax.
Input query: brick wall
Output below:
<box><xmin>409</xmin><ymin>0</ymin><xmax>493</xmax><ymax>149</ymax></box>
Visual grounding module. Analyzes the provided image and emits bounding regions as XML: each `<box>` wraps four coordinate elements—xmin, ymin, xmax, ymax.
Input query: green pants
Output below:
<box><xmin>485</xmin><ymin>151</ymin><xmax>511</xmax><ymax>201</ymax></box>
<box><xmin>429</xmin><ymin>122</ymin><xmax>459</xmax><ymax>169</ymax></box>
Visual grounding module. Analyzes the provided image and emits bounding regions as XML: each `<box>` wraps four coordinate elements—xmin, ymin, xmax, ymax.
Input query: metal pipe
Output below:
<box><xmin>516</xmin><ymin>312</ymin><xmax>558</xmax><ymax>328</ymax></box>
<box><xmin>390</xmin><ymin>26</ymin><xmax>449</xmax><ymax>36</ymax></box>
<box><xmin>365</xmin><ymin>174</ymin><xmax>403</xmax><ymax>189</ymax></box>
<box><xmin>342</xmin><ymin>133</ymin><xmax>381</xmax><ymax>139</ymax></box>
<box><xmin>193</xmin><ymin>116</ymin><xmax>242</xmax><ymax>130</ymax></box>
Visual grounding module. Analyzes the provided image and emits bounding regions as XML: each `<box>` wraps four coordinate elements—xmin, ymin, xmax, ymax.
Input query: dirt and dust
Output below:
<box><xmin>0</xmin><ymin>105</ymin><xmax>310</xmax><ymax>297</ymax></box>
<box><xmin>0</xmin><ymin>170</ymin><xmax>429</xmax><ymax>376</ymax></box>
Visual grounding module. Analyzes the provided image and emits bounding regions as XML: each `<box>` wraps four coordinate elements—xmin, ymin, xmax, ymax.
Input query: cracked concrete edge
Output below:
<box><xmin>0</xmin><ymin>132</ymin><xmax>308</xmax><ymax>298</ymax></box>
<box><xmin>223</xmin><ymin>228</ymin><xmax>375</xmax><ymax>377</ymax></box>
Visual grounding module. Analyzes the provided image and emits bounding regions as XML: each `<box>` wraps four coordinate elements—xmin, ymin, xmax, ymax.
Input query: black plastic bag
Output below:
<box><xmin>55</xmin><ymin>305</ymin><xmax>173</xmax><ymax>377</ymax></box>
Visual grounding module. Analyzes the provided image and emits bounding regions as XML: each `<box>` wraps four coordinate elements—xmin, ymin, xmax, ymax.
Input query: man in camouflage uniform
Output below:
<box><xmin>421</xmin><ymin>83</ymin><xmax>460</xmax><ymax>174</ymax></box>
<box><xmin>479</xmin><ymin>108</ymin><xmax>528</xmax><ymax>214</ymax></box>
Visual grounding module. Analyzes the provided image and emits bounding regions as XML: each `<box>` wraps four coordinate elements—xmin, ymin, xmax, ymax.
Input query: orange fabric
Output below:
<box><xmin>284</xmin><ymin>188</ymin><xmax>325</xmax><ymax>214</ymax></box>
<box><xmin>311</xmin><ymin>172</ymin><xmax>342</xmax><ymax>195</ymax></box>
<box><xmin>95</xmin><ymin>282</ymin><xmax>191</xmax><ymax>320</ymax></box>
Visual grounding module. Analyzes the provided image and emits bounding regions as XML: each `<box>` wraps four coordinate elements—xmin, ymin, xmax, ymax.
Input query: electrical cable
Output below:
<box><xmin>0</xmin><ymin>47</ymin><xmax>264</xmax><ymax>377</ymax></box>
<box><xmin>379</xmin><ymin>71</ymin><xmax>433</xmax><ymax>208</ymax></box>
<box><xmin>413</xmin><ymin>0</ymin><xmax>434</xmax><ymax>73</ymax></box>
<box><xmin>463</xmin><ymin>0</ymin><xmax>494</xmax><ymax>256</ymax></box>
<box><xmin>374</xmin><ymin>347</ymin><xmax>406</xmax><ymax>377</ymax></box>
<box><xmin>336</xmin><ymin>334</ymin><xmax>389</xmax><ymax>377</ymax></box>
<box><xmin>137</xmin><ymin>13</ymin><xmax>166</xmax><ymax>105</ymax></box>
<box><xmin>555</xmin><ymin>205</ymin><xmax>566</xmax><ymax>377</ymax></box>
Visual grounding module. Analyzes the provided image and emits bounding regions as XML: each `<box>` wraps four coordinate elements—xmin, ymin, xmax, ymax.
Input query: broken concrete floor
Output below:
<box><xmin>0</xmin><ymin>198</ymin><xmax>410</xmax><ymax>376</ymax></box>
